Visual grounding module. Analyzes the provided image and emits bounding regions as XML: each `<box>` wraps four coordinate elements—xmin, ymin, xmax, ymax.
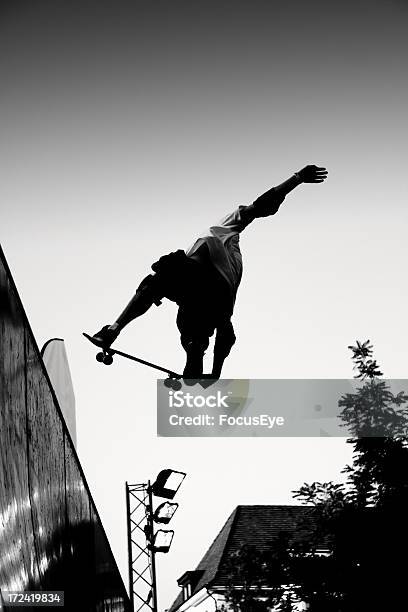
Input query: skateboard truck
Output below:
<box><xmin>96</xmin><ymin>348</ymin><xmax>114</xmax><ymax>366</ymax></box>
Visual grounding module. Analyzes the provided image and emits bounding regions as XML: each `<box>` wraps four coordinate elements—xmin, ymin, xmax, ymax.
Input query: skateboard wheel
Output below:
<box><xmin>96</xmin><ymin>352</ymin><xmax>104</xmax><ymax>363</ymax></box>
<box><xmin>164</xmin><ymin>378</ymin><xmax>173</xmax><ymax>389</ymax></box>
<box><xmin>172</xmin><ymin>379</ymin><xmax>182</xmax><ymax>391</ymax></box>
<box><xmin>103</xmin><ymin>354</ymin><xmax>114</xmax><ymax>365</ymax></box>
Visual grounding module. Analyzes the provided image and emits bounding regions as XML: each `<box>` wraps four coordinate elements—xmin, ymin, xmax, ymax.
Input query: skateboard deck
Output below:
<box><xmin>83</xmin><ymin>333</ymin><xmax>183</xmax><ymax>390</ymax></box>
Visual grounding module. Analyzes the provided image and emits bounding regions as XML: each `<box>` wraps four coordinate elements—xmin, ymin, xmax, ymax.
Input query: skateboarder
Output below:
<box><xmin>92</xmin><ymin>165</ymin><xmax>328</xmax><ymax>378</ymax></box>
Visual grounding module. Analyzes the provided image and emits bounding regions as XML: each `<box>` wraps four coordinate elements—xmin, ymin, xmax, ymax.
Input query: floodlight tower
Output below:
<box><xmin>126</xmin><ymin>470</ymin><xmax>186</xmax><ymax>612</ymax></box>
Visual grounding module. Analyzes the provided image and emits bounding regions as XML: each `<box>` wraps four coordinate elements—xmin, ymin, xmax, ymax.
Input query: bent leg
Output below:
<box><xmin>211</xmin><ymin>321</ymin><xmax>236</xmax><ymax>378</ymax></box>
<box><xmin>177</xmin><ymin>307</ymin><xmax>214</xmax><ymax>378</ymax></box>
<box><xmin>92</xmin><ymin>275</ymin><xmax>161</xmax><ymax>347</ymax></box>
<box><xmin>114</xmin><ymin>275</ymin><xmax>160</xmax><ymax>331</ymax></box>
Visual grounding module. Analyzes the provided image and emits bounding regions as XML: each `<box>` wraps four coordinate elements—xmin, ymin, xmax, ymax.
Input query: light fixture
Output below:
<box><xmin>153</xmin><ymin>502</ymin><xmax>179</xmax><ymax>524</ymax></box>
<box><xmin>153</xmin><ymin>530</ymin><xmax>174</xmax><ymax>553</ymax></box>
<box><xmin>151</xmin><ymin>469</ymin><xmax>186</xmax><ymax>500</ymax></box>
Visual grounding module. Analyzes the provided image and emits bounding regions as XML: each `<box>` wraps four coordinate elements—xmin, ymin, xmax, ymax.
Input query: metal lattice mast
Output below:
<box><xmin>126</xmin><ymin>482</ymin><xmax>158</xmax><ymax>612</ymax></box>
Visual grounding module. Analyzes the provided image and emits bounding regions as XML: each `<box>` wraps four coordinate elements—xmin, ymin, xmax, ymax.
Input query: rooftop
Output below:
<box><xmin>168</xmin><ymin>504</ymin><xmax>319</xmax><ymax>612</ymax></box>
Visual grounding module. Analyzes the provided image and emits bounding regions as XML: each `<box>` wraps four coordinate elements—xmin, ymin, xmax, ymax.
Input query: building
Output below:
<box><xmin>168</xmin><ymin>505</ymin><xmax>323</xmax><ymax>612</ymax></box>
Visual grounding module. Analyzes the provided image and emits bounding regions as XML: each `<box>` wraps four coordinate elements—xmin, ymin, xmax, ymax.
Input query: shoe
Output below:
<box><xmin>91</xmin><ymin>325</ymin><xmax>119</xmax><ymax>348</ymax></box>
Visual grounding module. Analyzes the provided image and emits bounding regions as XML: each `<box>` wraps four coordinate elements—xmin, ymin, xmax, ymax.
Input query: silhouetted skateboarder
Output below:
<box><xmin>92</xmin><ymin>165</ymin><xmax>328</xmax><ymax>379</ymax></box>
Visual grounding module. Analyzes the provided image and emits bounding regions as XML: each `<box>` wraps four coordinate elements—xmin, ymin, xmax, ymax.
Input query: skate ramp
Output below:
<box><xmin>0</xmin><ymin>246</ymin><xmax>130</xmax><ymax>611</ymax></box>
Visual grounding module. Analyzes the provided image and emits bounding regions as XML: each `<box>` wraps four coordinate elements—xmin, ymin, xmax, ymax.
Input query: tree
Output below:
<box><xmin>223</xmin><ymin>341</ymin><xmax>408</xmax><ymax>611</ymax></box>
<box><xmin>293</xmin><ymin>340</ymin><xmax>408</xmax><ymax>611</ymax></box>
<box><xmin>221</xmin><ymin>542</ymin><xmax>286</xmax><ymax>612</ymax></box>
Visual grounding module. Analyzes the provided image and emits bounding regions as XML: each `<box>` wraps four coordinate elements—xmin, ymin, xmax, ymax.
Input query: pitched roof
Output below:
<box><xmin>168</xmin><ymin>505</ymin><xmax>318</xmax><ymax>612</ymax></box>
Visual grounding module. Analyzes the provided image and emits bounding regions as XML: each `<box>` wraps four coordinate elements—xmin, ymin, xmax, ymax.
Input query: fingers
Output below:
<box><xmin>310</xmin><ymin>165</ymin><xmax>328</xmax><ymax>172</ymax></box>
<box><xmin>313</xmin><ymin>167</ymin><xmax>328</xmax><ymax>181</ymax></box>
<box><xmin>298</xmin><ymin>165</ymin><xmax>328</xmax><ymax>183</ymax></box>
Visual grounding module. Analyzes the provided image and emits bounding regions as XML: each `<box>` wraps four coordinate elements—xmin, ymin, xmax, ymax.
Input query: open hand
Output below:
<box><xmin>298</xmin><ymin>165</ymin><xmax>328</xmax><ymax>183</ymax></box>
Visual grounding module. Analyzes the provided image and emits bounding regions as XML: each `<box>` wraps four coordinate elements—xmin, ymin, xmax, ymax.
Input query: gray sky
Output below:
<box><xmin>1</xmin><ymin>0</ymin><xmax>408</xmax><ymax>608</ymax></box>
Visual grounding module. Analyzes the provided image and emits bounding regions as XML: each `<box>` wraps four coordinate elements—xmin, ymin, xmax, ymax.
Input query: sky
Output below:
<box><xmin>1</xmin><ymin>0</ymin><xmax>408</xmax><ymax>608</ymax></box>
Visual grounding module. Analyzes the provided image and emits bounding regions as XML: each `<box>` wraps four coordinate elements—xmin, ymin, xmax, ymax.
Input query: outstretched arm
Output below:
<box><xmin>275</xmin><ymin>164</ymin><xmax>328</xmax><ymax>196</ymax></box>
<box><xmin>242</xmin><ymin>164</ymin><xmax>328</xmax><ymax>222</ymax></box>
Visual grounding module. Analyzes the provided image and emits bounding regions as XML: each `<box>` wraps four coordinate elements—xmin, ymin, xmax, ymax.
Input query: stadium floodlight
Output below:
<box><xmin>126</xmin><ymin>471</ymin><xmax>186</xmax><ymax>612</ymax></box>
<box><xmin>153</xmin><ymin>529</ymin><xmax>174</xmax><ymax>553</ymax></box>
<box><xmin>151</xmin><ymin>469</ymin><xmax>186</xmax><ymax>500</ymax></box>
<box><xmin>153</xmin><ymin>502</ymin><xmax>179</xmax><ymax>524</ymax></box>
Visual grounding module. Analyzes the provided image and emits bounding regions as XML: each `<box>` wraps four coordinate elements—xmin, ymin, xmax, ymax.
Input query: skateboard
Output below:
<box><xmin>83</xmin><ymin>333</ymin><xmax>183</xmax><ymax>390</ymax></box>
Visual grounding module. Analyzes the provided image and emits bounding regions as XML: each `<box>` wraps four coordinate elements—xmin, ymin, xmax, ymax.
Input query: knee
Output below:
<box><xmin>181</xmin><ymin>336</ymin><xmax>210</xmax><ymax>354</ymax></box>
<box><xmin>224</xmin><ymin>325</ymin><xmax>236</xmax><ymax>351</ymax></box>
<box><xmin>136</xmin><ymin>274</ymin><xmax>162</xmax><ymax>306</ymax></box>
